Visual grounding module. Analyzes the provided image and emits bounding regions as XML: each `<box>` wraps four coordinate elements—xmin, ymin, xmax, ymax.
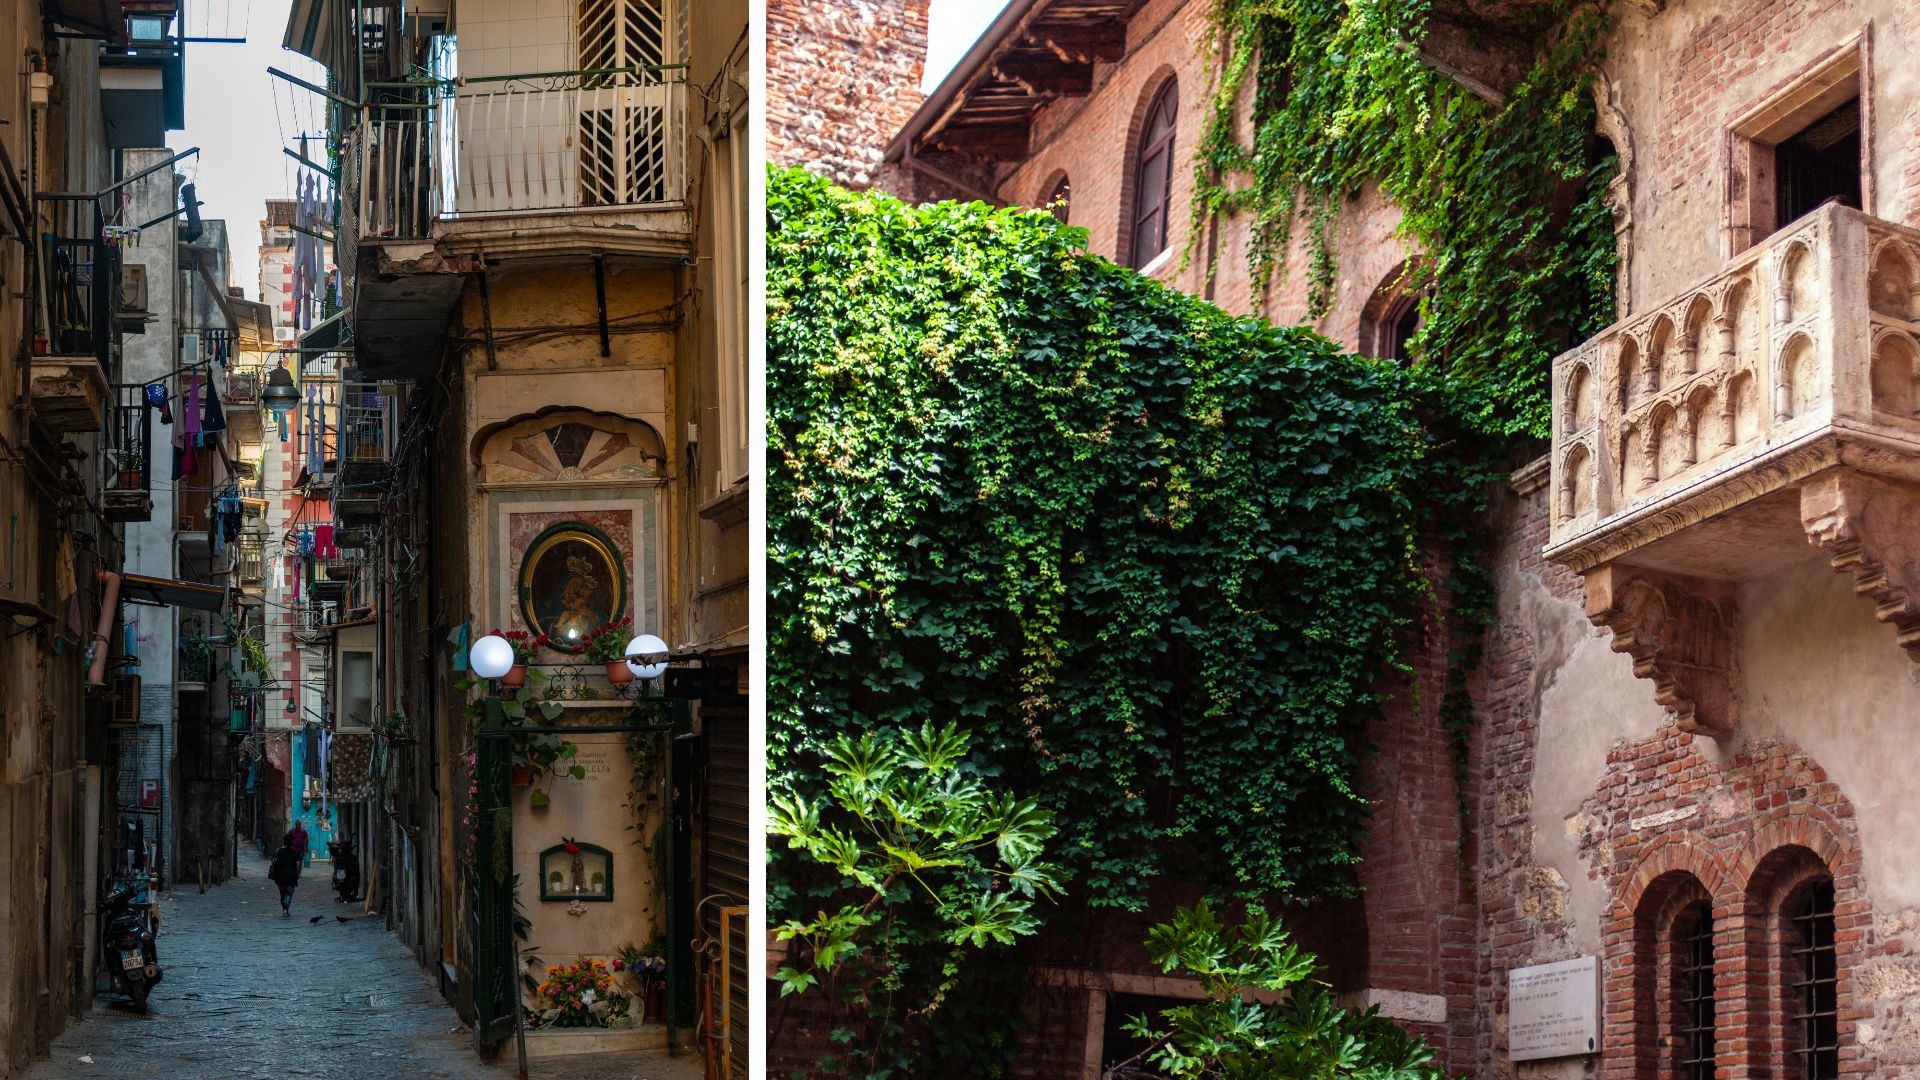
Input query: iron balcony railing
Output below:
<box><xmin>339</xmin><ymin>381</ymin><xmax>394</xmax><ymax>468</ymax></box>
<box><xmin>108</xmin><ymin>385</ymin><xmax>152</xmax><ymax>496</ymax></box>
<box><xmin>236</xmin><ymin>536</ymin><xmax>265</xmax><ymax>587</ymax></box>
<box><xmin>348</xmin><ymin>70</ymin><xmax>687</xmax><ymax>242</ymax></box>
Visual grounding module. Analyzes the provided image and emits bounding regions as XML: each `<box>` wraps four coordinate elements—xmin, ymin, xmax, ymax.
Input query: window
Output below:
<box><xmin>1130</xmin><ymin>82</ymin><xmax>1177</xmax><ymax>269</ymax></box>
<box><xmin>1046</xmin><ymin>174</ymin><xmax>1071</xmax><ymax>224</ymax></box>
<box><xmin>1676</xmin><ymin>902</ymin><xmax>1715</xmax><ymax>1080</ymax></box>
<box><xmin>1775</xmin><ymin>99</ymin><xmax>1860</xmax><ymax>228</ymax></box>
<box><xmin>1725</xmin><ymin>38</ymin><xmax>1868</xmax><ymax>252</ymax></box>
<box><xmin>1786</xmin><ymin>878</ymin><xmax>1839</xmax><ymax>1079</ymax></box>
<box><xmin>709</xmin><ymin>63</ymin><xmax>750</xmax><ymax>495</ymax></box>
<box><xmin>1360</xmin><ymin>260</ymin><xmax>1426</xmax><ymax>362</ymax></box>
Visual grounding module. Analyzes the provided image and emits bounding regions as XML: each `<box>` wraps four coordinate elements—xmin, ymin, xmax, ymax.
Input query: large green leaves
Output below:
<box><xmin>1122</xmin><ymin>902</ymin><xmax>1445</xmax><ymax>1080</ymax></box>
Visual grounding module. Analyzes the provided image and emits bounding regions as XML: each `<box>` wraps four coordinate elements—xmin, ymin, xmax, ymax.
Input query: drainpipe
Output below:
<box><xmin>87</xmin><ymin>569</ymin><xmax>121</xmax><ymax>684</ymax></box>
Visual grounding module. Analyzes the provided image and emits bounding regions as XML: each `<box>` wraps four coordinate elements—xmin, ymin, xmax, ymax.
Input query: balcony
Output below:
<box><xmin>29</xmin><ymin>233</ymin><xmax>117</xmax><ymax>432</ymax></box>
<box><xmin>1547</xmin><ymin>204</ymin><xmax>1920</xmax><ymax>733</ymax></box>
<box><xmin>345</xmin><ymin>71</ymin><xmax>690</xmax><ymax>378</ymax></box>
<box><xmin>103</xmin><ymin>387</ymin><xmax>153</xmax><ymax>523</ymax></box>
<box><xmin>335</xmin><ymin>382</ymin><xmax>394</xmax><ymax>523</ymax></box>
<box><xmin>101</xmin><ymin>6</ymin><xmax>185</xmax><ymax>149</ymax></box>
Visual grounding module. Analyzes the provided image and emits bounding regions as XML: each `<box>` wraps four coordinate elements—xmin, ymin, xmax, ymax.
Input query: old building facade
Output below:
<box><xmin>771</xmin><ymin>0</ymin><xmax>1920</xmax><ymax>1075</ymax></box>
<box><xmin>282</xmin><ymin>0</ymin><xmax>749</xmax><ymax>1072</ymax></box>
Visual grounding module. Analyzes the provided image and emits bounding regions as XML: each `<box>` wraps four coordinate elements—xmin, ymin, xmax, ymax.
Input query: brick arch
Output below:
<box><xmin>1116</xmin><ymin>64</ymin><xmax>1180</xmax><ymax>269</ymax></box>
<box><xmin>1598</xmin><ymin>837</ymin><xmax>1732</xmax><ymax>1080</ymax></box>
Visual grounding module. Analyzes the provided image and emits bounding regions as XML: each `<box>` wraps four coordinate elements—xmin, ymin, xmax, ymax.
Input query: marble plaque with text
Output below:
<box><xmin>1508</xmin><ymin>955</ymin><xmax>1600</xmax><ymax>1061</ymax></box>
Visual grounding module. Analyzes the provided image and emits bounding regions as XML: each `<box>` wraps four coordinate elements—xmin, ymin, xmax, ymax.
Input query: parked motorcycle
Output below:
<box><xmin>328</xmin><ymin>838</ymin><xmax>360</xmax><ymax>903</ymax></box>
<box><xmin>101</xmin><ymin>877</ymin><xmax>161</xmax><ymax>1010</ymax></box>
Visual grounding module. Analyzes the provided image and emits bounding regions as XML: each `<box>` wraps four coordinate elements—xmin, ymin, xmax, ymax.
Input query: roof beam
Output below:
<box><xmin>1033</xmin><ymin>23</ymin><xmax>1128</xmax><ymax>65</ymax></box>
<box><xmin>992</xmin><ymin>55</ymin><xmax>1094</xmax><ymax>96</ymax></box>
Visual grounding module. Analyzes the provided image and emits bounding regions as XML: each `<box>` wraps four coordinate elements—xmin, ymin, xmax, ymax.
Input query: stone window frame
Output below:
<box><xmin>1724</xmin><ymin>30</ymin><xmax>1874</xmax><ymax>257</ymax></box>
<box><xmin>1121</xmin><ymin>70</ymin><xmax>1180</xmax><ymax>272</ymax></box>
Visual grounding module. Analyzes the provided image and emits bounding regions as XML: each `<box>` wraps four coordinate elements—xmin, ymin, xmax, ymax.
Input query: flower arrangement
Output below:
<box><xmin>614</xmin><ymin>940</ymin><xmax>667</xmax><ymax>1020</ymax></box>
<box><xmin>532</xmin><ymin>959</ymin><xmax>631</xmax><ymax>1028</ymax></box>
<box><xmin>491</xmin><ymin>628</ymin><xmax>550</xmax><ymax>665</ymax></box>
<box><xmin>582</xmin><ymin>615</ymin><xmax>633</xmax><ymax>664</ymax></box>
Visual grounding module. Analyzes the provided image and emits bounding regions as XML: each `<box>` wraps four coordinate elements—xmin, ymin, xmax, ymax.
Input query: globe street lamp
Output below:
<box><xmin>624</xmin><ymin>634</ymin><xmax>668</xmax><ymax>681</ymax></box>
<box><xmin>470</xmin><ymin>634</ymin><xmax>514</xmax><ymax>681</ymax></box>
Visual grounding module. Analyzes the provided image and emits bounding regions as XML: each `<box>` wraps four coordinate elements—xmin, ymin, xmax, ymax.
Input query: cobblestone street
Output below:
<box><xmin>25</xmin><ymin>852</ymin><xmax>700</xmax><ymax>1080</ymax></box>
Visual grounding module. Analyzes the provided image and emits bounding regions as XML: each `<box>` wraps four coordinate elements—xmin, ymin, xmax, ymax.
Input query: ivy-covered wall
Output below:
<box><xmin>768</xmin><ymin>167</ymin><xmax>1488</xmax><ymax>909</ymax></box>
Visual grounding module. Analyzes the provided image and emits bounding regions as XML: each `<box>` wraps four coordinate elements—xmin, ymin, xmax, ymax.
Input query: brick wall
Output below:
<box><xmin>766</xmin><ymin>0</ymin><xmax>931</xmax><ymax>192</ymax></box>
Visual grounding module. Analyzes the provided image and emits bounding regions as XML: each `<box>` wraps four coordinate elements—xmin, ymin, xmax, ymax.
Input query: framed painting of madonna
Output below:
<box><xmin>518</xmin><ymin>523</ymin><xmax>627</xmax><ymax>654</ymax></box>
<box><xmin>481</xmin><ymin>409</ymin><xmax>665</xmax><ymax>678</ymax></box>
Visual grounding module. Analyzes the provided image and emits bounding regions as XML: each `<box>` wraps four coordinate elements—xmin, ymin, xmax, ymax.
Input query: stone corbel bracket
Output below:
<box><xmin>1800</xmin><ymin>469</ymin><xmax>1920</xmax><ymax>660</ymax></box>
<box><xmin>1584</xmin><ymin>563</ymin><xmax>1741</xmax><ymax>735</ymax></box>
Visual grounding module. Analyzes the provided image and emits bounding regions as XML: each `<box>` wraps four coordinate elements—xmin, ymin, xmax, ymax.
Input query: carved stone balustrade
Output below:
<box><xmin>1547</xmin><ymin>204</ymin><xmax>1920</xmax><ymax>734</ymax></box>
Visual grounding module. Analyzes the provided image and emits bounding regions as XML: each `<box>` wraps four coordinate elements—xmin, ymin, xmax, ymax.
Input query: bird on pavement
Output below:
<box><xmin>309</xmin><ymin>915</ymin><xmax>323</xmax><ymax>924</ymax></box>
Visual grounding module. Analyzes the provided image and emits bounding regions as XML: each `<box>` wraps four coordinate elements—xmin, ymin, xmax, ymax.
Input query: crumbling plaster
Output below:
<box><xmin>1512</xmin><ymin>530</ymin><xmax>1920</xmax><ymax>957</ymax></box>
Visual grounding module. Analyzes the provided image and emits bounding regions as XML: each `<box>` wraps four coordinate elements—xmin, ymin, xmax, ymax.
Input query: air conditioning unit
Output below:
<box><xmin>111</xmin><ymin>674</ymin><xmax>141</xmax><ymax>725</ymax></box>
<box><xmin>120</xmin><ymin>265</ymin><xmax>148</xmax><ymax>314</ymax></box>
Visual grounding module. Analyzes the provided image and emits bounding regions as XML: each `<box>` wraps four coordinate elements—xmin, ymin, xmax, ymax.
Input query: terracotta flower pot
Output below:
<box><xmin>501</xmin><ymin>663</ymin><xmax>528</xmax><ymax>688</ymax></box>
<box><xmin>604</xmin><ymin>661</ymin><xmax>633</xmax><ymax>685</ymax></box>
<box><xmin>510</xmin><ymin>765</ymin><xmax>533</xmax><ymax>788</ymax></box>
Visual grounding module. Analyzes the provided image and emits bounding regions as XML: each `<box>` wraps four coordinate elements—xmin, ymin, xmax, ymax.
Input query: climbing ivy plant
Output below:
<box><xmin>1192</xmin><ymin>0</ymin><xmax>1618</xmax><ymax>437</ymax></box>
<box><xmin>769</xmin><ymin>167</ymin><xmax>1491</xmax><ymax>911</ymax></box>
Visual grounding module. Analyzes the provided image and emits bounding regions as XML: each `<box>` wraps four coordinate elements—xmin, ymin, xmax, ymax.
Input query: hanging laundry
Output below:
<box><xmin>202</xmin><ymin>377</ymin><xmax>226</xmax><ymax>433</ymax></box>
<box><xmin>183</xmin><ymin>373</ymin><xmax>201</xmax><ymax>437</ymax></box>
<box><xmin>314</xmin><ymin>524</ymin><xmax>334</xmax><ymax>559</ymax></box>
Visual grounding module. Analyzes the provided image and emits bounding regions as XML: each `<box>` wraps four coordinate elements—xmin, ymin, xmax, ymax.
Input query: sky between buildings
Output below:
<box><xmin>166</xmin><ymin>0</ymin><xmax>326</xmax><ymax>306</ymax></box>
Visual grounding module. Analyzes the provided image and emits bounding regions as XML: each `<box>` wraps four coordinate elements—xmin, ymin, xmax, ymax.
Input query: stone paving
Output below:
<box><xmin>26</xmin><ymin>850</ymin><xmax>702</xmax><ymax>1080</ymax></box>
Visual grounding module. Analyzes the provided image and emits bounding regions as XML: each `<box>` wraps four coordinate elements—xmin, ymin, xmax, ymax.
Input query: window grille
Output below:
<box><xmin>576</xmin><ymin>0</ymin><xmax>670</xmax><ymax>206</ymax></box>
<box><xmin>1678</xmin><ymin>903</ymin><xmax>1715</xmax><ymax>1080</ymax></box>
<box><xmin>1788</xmin><ymin>878</ymin><xmax>1839</xmax><ymax>1079</ymax></box>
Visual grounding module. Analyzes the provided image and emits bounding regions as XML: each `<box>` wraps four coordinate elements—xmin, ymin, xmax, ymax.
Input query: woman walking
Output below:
<box><xmin>269</xmin><ymin>833</ymin><xmax>302</xmax><ymax>917</ymax></box>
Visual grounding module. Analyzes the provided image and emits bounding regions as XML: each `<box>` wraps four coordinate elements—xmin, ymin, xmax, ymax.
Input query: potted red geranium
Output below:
<box><xmin>583</xmin><ymin>615</ymin><xmax>634</xmax><ymax>684</ymax></box>
<box><xmin>491</xmin><ymin>628</ymin><xmax>548</xmax><ymax>689</ymax></box>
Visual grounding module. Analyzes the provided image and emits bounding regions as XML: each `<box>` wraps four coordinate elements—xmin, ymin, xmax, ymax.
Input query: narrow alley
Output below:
<box><xmin>24</xmin><ymin>851</ymin><xmax>698</xmax><ymax>1080</ymax></box>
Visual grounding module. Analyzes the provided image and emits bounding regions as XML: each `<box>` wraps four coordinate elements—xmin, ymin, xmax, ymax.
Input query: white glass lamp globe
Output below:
<box><xmin>625</xmin><ymin>634</ymin><xmax>669</xmax><ymax>680</ymax></box>
<box><xmin>470</xmin><ymin>634</ymin><xmax>515</xmax><ymax>679</ymax></box>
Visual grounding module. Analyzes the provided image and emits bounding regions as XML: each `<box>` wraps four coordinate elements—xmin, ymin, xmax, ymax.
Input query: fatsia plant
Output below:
<box><xmin>1112</xmin><ymin>901</ymin><xmax>1445</xmax><ymax>1080</ymax></box>
<box><xmin>768</xmin><ymin>721</ymin><xmax>1063</xmax><ymax>1076</ymax></box>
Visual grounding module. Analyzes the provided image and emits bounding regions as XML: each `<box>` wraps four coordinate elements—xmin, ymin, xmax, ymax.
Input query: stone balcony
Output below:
<box><xmin>1546</xmin><ymin>203</ymin><xmax>1920</xmax><ymax>734</ymax></box>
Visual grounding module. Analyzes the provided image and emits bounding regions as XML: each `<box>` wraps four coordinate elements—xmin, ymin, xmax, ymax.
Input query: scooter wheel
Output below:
<box><xmin>125</xmin><ymin>975</ymin><xmax>148</xmax><ymax>1011</ymax></box>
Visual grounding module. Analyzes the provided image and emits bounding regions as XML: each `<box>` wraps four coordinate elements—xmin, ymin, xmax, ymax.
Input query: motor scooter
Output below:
<box><xmin>100</xmin><ymin>877</ymin><xmax>161</xmax><ymax>1010</ymax></box>
<box><xmin>328</xmin><ymin>838</ymin><xmax>360</xmax><ymax>903</ymax></box>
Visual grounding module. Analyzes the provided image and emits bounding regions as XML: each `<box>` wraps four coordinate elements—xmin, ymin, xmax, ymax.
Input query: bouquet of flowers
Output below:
<box><xmin>533</xmin><ymin>959</ymin><xmax>631</xmax><ymax>1028</ymax></box>
<box><xmin>582</xmin><ymin>615</ymin><xmax>633</xmax><ymax>664</ymax></box>
<box><xmin>491</xmin><ymin>628</ymin><xmax>549</xmax><ymax>665</ymax></box>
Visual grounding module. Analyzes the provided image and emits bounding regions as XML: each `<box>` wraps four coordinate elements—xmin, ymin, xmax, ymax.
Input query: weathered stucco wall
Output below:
<box><xmin>1479</xmin><ymin>461</ymin><xmax>1920</xmax><ymax>1074</ymax></box>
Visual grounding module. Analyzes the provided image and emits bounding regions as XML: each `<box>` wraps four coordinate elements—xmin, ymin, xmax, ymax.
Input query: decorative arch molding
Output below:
<box><xmin>1591</xmin><ymin>74</ymin><xmax>1635</xmax><ymax>315</ymax></box>
<box><xmin>474</xmin><ymin>408</ymin><xmax>667</xmax><ymax>487</ymax></box>
<box><xmin>1616</xmin><ymin>835</ymin><xmax>1732</xmax><ymax>919</ymax></box>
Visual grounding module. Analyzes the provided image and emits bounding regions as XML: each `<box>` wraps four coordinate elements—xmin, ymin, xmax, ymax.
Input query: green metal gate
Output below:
<box><xmin>471</xmin><ymin>695</ymin><xmax>693</xmax><ymax>1054</ymax></box>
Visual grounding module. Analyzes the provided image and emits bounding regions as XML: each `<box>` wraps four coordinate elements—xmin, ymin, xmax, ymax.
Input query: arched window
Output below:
<box><xmin>1046</xmin><ymin>174</ymin><xmax>1071</xmax><ymax>224</ymax></box>
<box><xmin>1784</xmin><ymin>877</ymin><xmax>1838</xmax><ymax>1079</ymax></box>
<box><xmin>1360</xmin><ymin>260</ymin><xmax>1427</xmax><ymax>362</ymax></box>
<box><xmin>1675</xmin><ymin>901</ymin><xmax>1715</xmax><ymax>1080</ymax></box>
<box><xmin>1129</xmin><ymin>81</ymin><xmax>1177</xmax><ymax>269</ymax></box>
